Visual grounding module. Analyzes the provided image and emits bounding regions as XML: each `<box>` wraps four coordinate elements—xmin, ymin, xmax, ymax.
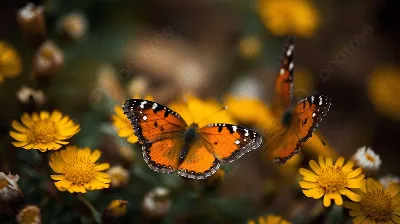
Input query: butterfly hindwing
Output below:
<box><xmin>198</xmin><ymin>124</ymin><xmax>262</xmax><ymax>162</ymax></box>
<box><xmin>123</xmin><ymin>99</ymin><xmax>188</xmax><ymax>173</ymax></box>
<box><xmin>177</xmin><ymin>140</ymin><xmax>220</xmax><ymax>180</ymax></box>
<box><xmin>272</xmin><ymin>37</ymin><xmax>295</xmax><ymax>115</ymax></box>
<box><xmin>272</xmin><ymin>95</ymin><xmax>331</xmax><ymax>164</ymax></box>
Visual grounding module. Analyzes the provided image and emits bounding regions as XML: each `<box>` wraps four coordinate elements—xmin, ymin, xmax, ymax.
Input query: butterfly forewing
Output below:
<box><xmin>199</xmin><ymin>124</ymin><xmax>262</xmax><ymax>162</ymax></box>
<box><xmin>123</xmin><ymin>99</ymin><xmax>187</xmax><ymax>173</ymax></box>
<box><xmin>272</xmin><ymin>37</ymin><xmax>295</xmax><ymax>115</ymax></box>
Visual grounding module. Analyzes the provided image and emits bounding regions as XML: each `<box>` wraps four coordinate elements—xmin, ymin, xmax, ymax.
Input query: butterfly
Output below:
<box><xmin>268</xmin><ymin>37</ymin><xmax>331</xmax><ymax>164</ymax></box>
<box><xmin>122</xmin><ymin>99</ymin><xmax>263</xmax><ymax>179</ymax></box>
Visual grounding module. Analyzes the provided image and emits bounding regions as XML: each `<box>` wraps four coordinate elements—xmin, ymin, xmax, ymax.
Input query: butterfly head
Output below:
<box><xmin>184</xmin><ymin>123</ymin><xmax>199</xmax><ymax>144</ymax></box>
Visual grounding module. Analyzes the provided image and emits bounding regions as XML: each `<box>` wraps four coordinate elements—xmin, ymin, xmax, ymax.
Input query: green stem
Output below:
<box><xmin>77</xmin><ymin>194</ymin><xmax>101</xmax><ymax>224</ymax></box>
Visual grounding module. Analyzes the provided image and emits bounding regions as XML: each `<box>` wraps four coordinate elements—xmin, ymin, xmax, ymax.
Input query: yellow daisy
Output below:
<box><xmin>248</xmin><ymin>215</ymin><xmax>291</xmax><ymax>224</ymax></box>
<box><xmin>49</xmin><ymin>146</ymin><xmax>111</xmax><ymax>193</ymax></box>
<box><xmin>258</xmin><ymin>0</ymin><xmax>319</xmax><ymax>38</ymax></box>
<box><xmin>344</xmin><ymin>178</ymin><xmax>400</xmax><ymax>224</ymax></box>
<box><xmin>10</xmin><ymin>111</ymin><xmax>80</xmax><ymax>152</ymax></box>
<box><xmin>169</xmin><ymin>95</ymin><xmax>235</xmax><ymax>128</ymax></box>
<box><xmin>112</xmin><ymin>95</ymin><xmax>153</xmax><ymax>143</ymax></box>
<box><xmin>299</xmin><ymin>156</ymin><xmax>366</xmax><ymax>207</ymax></box>
<box><xmin>0</xmin><ymin>41</ymin><xmax>22</xmax><ymax>83</ymax></box>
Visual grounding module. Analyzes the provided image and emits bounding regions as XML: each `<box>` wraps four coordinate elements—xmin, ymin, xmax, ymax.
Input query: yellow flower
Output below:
<box><xmin>258</xmin><ymin>0</ymin><xmax>319</xmax><ymax>37</ymax></box>
<box><xmin>239</xmin><ymin>35</ymin><xmax>262</xmax><ymax>59</ymax></box>
<box><xmin>248</xmin><ymin>215</ymin><xmax>291</xmax><ymax>224</ymax></box>
<box><xmin>16</xmin><ymin>205</ymin><xmax>41</xmax><ymax>224</ymax></box>
<box><xmin>169</xmin><ymin>95</ymin><xmax>235</xmax><ymax>128</ymax></box>
<box><xmin>10</xmin><ymin>111</ymin><xmax>80</xmax><ymax>152</ymax></box>
<box><xmin>112</xmin><ymin>95</ymin><xmax>153</xmax><ymax>143</ymax></box>
<box><xmin>299</xmin><ymin>156</ymin><xmax>366</xmax><ymax>207</ymax></box>
<box><xmin>0</xmin><ymin>41</ymin><xmax>22</xmax><ymax>83</ymax></box>
<box><xmin>368</xmin><ymin>66</ymin><xmax>400</xmax><ymax>121</ymax></box>
<box><xmin>49</xmin><ymin>146</ymin><xmax>111</xmax><ymax>193</ymax></box>
<box><xmin>103</xmin><ymin>200</ymin><xmax>128</xmax><ymax>217</ymax></box>
<box><xmin>344</xmin><ymin>178</ymin><xmax>400</xmax><ymax>224</ymax></box>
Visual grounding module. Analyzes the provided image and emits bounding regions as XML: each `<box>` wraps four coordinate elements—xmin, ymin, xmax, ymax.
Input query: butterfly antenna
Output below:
<box><xmin>196</xmin><ymin>106</ymin><xmax>228</xmax><ymax>125</ymax></box>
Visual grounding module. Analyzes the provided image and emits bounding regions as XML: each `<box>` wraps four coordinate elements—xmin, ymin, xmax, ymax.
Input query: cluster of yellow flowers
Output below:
<box><xmin>10</xmin><ymin>110</ymin><xmax>111</xmax><ymax>193</ymax></box>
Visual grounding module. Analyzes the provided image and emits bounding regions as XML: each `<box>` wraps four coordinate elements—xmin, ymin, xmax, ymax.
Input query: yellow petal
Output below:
<box><xmin>21</xmin><ymin>113</ymin><xmax>33</xmax><ymax>126</ymax></box>
<box><xmin>347</xmin><ymin>179</ymin><xmax>365</xmax><ymax>189</ymax></box>
<box><xmin>349</xmin><ymin>209</ymin><xmax>363</xmax><ymax>217</ymax></box>
<box><xmin>309</xmin><ymin>160</ymin><xmax>320</xmax><ymax>174</ymax></box>
<box><xmin>11</xmin><ymin>120</ymin><xmax>28</xmax><ymax>133</ymax></box>
<box><xmin>342</xmin><ymin>160</ymin><xmax>354</xmax><ymax>173</ymax></box>
<box><xmin>299</xmin><ymin>181</ymin><xmax>318</xmax><ymax>189</ymax></box>
<box><xmin>51</xmin><ymin>110</ymin><xmax>63</xmax><ymax>122</ymax></box>
<box><xmin>391</xmin><ymin>214</ymin><xmax>400</xmax><ymax>223</ymax></box>
<box><xmin>367</xmin><ymin>178</ymin><xmax>383</xmax><ymax>191</ymax></box>
<box><xmin>347</xmin><ymin>167</ymin><xmax>363</xmax><ymax>179</ymax></box>
<box><xmin>12</xmin><ymin>141</ymin><xmax>28</xmax><ymax>147</ymax></box>
<box><xmin>95</xmin><ymin>163</ymin><xmax>110</xmax><ymax>171</ymax></box>
<box><xmin>325</xmin><ymin>157</ymin><xmax>333</xmax><ymax>167</ymax></box>
<box><xmin>118</xmin><ymin>128</ymin><xmax>134</xmax><ymax>137</ymax></box>
<box><xmin>334</xmin><ymin>157</ymin><xmax>345</xmax><ymax>167</ymax></box>
<box><xmin>323</xmin><ymin>194</ymin><xmax>332</xmax><ymax>207</ymax></box>
<box><xmin>333</xmin><ymin>192</ymin><xmax>343</xmax><ymax>206</ymax></box>
<box><xmin>9</xmin><ymin>131</ymin><xmax>28</xmax><ymax>141</ymax></box>
<box><xmin>89</xmin><ymin>150</ymin><xmax>101</xmax><ymax>162</ymax></box>
<box><xmin>40</xmin><ymin>111</ymin><xmax>50</xmax><ymax>120</ymax></box>
<box><xmin>387</xmin><ymin>183</ymin><xmax>400</xmax><ymax>197</ymax></box>
<box><xmin>299</xmin><ymin>168</ymin><xmax>317</xmax><ymax>182</ymax></box>
<box><xmin>339</xmin><ymin>188</ymin><xmax>361</xmax><ymax>202</ymax></box>
<box><xmin>318</xmin><ymin>156</ymin><xmax>325</xmax><ymax>168</ymax></box>
<box><xmin>127</xmin><ymin>135</ymin><xmax>138</xmax><ymax>143</ymax></box>
<box><xmin>353</xmin><ymin>215</ymin><xmax>366</xmax><ymax>224</ymax></box>
<box><xmin>344</xmin><ymin>201</ymin><xmax>360</xmax><ymax>210</ymax></box>
<box><xmin>51</xmin><ymin>175</ymin><xmax>65</xmax><ymax>180</ymax></box>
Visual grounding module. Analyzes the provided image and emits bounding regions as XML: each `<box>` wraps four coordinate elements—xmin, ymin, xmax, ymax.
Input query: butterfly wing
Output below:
<box><xmin>272</xmin><ymin>95</ymin><xmax>331</xmax><ymax>164</ymax></box>
<box><xmin>123</xmin><ymin>99</ymin><xmax>188</xmax><ymax>173</ymax></box>
<box><xmin>198</xmin><ymin>124</ymin><xmax>263</xmax><ymax>162</ymax></box>
<box><xmin>272</xmin><ymin>37</ymin><xmax>295</xmax><ymax>116</ymax></box>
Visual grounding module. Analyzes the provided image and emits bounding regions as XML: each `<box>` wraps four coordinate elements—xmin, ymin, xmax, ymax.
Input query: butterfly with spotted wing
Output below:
<box><xmin>122</xmin><ymin>99</ymin><xmax>262</xmax><ymax>179</ymax></box>
<box><xmin>269</xmin><ymin>37</ymin><xmax>331</xmax><ymax>164</ymax></box>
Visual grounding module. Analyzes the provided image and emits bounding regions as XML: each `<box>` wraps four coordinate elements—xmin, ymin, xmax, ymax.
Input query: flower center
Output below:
<box><xmin>316</xmin><ymin>165</ymin><xmax>347</xmax><ymax>193</ymax></box>
<box><xmin>20</xmin><ymin>209</ymin><xmax>39</xmax><ymax>224</ymax></box>
<box><xmin>27</xmin><ymin>119</ymin><xmax>58</xmax><ymax>143</ymax></box>
<box><xmin>359</xmin><ymin>189</ymin><xmax>394</xmax><ymax>222</ymax></box>
<box><xmin>0</xmin><ymin>179</ymin><xmax>9</xmax><ymax>189</ymax></box>
<box><xmin>63</xmin><ymin>156</ymin><xmax>96</xmax><ymax>185</ymax></box>
<box><xmin>365</xmin><ymin>154</ymin><xmax>375</xmax><ymax>163</ymax></box>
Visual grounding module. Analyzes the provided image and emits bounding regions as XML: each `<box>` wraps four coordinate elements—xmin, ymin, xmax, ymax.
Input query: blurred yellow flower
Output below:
<box><xmin>239</xmin><ymin>35</ymin><xmax>262</xmax><ymax>59</ymax></box>
<box><xmin>16</xmin><ymin>205</ymin><xmax>41</xmax><ymax>224</ymax></box>
<box><xmin>107</xmin><ymin>165</ymin><xmax>129</xmax><ymax>188</ymax></box>
<box><xmin>104</xmin><ymin>200</ymin><xmax>128</xmax><ymax>217</ymax></box>
<box><xmin>248</xmin><ymin>215</ymin><xmax>291</xmax><ymax>224</ymax></box>
<box><xmin>10</xmin><ymin>111</ymin><xmax>80</xmax><ymax>152</ymax></box>
<box><xmin>49</xmin><ymin>146</ymin><xmax>111</xmax><ymax>193</ymax></box>
<box><xmin>169</xmin><ymin>95</ymin><xmax>235</xmax><ymax>128</ymax></box>
<box><xmin>344</xmin><ymin>178</ymin><xmax>400</xmax><ymax>224</ymax></box>
<box><xmin>258</xmin><ymin>0</ymin><xmax>319</xmax><ymax>37</ymax></box>
<box><xmin>368</xmin><ymin>66</ymin><xmax>400</xmax><ymax>121</ymax></box>
<box><xmin>112</xmin><ymin>95</ymin><xmax>153</xmax><ymax>143</ymax></box>
<box><xmin>0</xmin><ymin>41</ymin><xmax>22</xmax><ymax>83</ymax></box>
<box><xmin>299</xmin><ymin>156</ymin><xmax>366</xmax><ymax>207</ymax></box>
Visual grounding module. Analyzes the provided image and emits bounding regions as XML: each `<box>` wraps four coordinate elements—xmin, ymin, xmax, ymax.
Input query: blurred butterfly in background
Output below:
<box><xmin>123</xmin><ymin>99</ymin><xmax>262</xmax><ymax>179</ymax></box>
<box><xmin>269</xmin><ymin>37</ymin><xmax>331</xmax><ymax>164</ymax></box>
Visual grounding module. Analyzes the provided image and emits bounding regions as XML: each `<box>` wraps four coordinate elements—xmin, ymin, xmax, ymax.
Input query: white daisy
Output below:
<box><xmin>352</xmin><ymin>146</ymin><xmax>382</xmax><ymax>172</ymax></box>
<box><xmin>0</xmin><ymin>172</ymin><xmax>22</xmax><ymax>201</ymax></box>
<box><xmin>379</xmin><ymin>174</ymin><xmax>400</xmax><ymax>189</ymax></box>
<box><xmin>142</xmin><ymin>187</ymin><xmax>171</xmax><ymax>218</ymax></box>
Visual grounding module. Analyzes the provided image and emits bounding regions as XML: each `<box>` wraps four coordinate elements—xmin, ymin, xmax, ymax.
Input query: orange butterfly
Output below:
<box><xmin>122</xmin><ymin>99</ymin><xmax>262</xmax><ymax>179</ymax></box>
<box><xmin>269</xmin><ymin>37</ymin><xmax>331</xmax><ymax>164</ymax></box>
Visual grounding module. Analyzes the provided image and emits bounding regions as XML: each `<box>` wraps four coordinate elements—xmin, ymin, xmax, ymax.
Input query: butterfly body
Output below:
<box><xmin>269</xmin><ymin>37</ymin><xmax>331</xmax><ymax>164</ymax></box>
<box><xmin>123</xmin><ymin>99</ymin><xmax>262</xmax><ymax>179</ymax></box>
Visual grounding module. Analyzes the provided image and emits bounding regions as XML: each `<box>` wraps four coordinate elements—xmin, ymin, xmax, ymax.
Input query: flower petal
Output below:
<box><xmin>344</xmin><ymin>201</ymin><xmax>360</xmax><ymax>210</ymax></box>
<box><xmin>333</xmin><ymin>192</ymin><xmax>343</xmax><ymax>206</ymax></box>
<box><xmin>339</xmin><ymin>188</ymin><xmax>361</xmax><ymax>202</ymax></box>
<box><xmin>349</xmin><ymin>209</ymin><xmax>363</xmax><ymax>217</ymax></box>
<box><xmin>347</xmin><ymin>167</ymin><xmax>363</xmax><ymax>179</ymax></box>
<box><xmin>318</xmin><ymin>156</ymin><xmax>325</xmax><ymax>168</ymax></box>
<box><xmin>342</xmin><ymin>160</ymin><xmax>354</xmax><ymax>173</ymax></box>
<box><xmin>386</xmin><ymin>183</ymin><xmax>400</xmax><ymax>197</ymax></box>
<box><xmin>51</xmin><ymin>175</ymin><xmax>65</xmax><ymax>180</ymax></box>
<box><xmin>11</xmin><ymin>120</ymin><xmax>28</xmax><ymax>133</ymax></box>
<box><xmin>9</xmin><ymin>131</ymin><xmax>28</xmax><ymax>141</ymax></box>
<box><xmin>347</xmin><ymin>178</ymin><xmax>366</xmax><ymax>189</ymax></box>
<box><xmin>95</xmin><ymin>163</ymin><xmax>110</xmax><ymax>171</ymax></box>
<box><xmin>89</xmin><ymin>150</ymin><xmax>101</xmax><ymax>162</ymax></box>
<box><xmin>40</xmin><ymin>111</ymin><xmax>50</xmax><ymax>120</ymax></box>
<box><xmin>325</xmin><ymin>157</ymin><xmax>333</xmax><ymax>167</ymax></box>
<box><xmin>323</xmin><ymin>194</ymin><xmax>332</xmax><ymax>207</ymax></box>
<box><xmin>334</xmin><ymin>157</ymin><xmax>345</xmax><ymax>167</ymax></box>
<box><xmin>309</xmin><ymin>160</ymin><xmax>320</xmax><ymax>174</ymax></box>
<box><xmin>299</xmin><ymin>181</ymin><xmax>318</xmax><ymax>189</ymax></box>
<box><xmin>353</xmin><ymin>215</ymin><xmax>366</xmax><ymax>224</ymax></box>
<box><xmin>299</xmin><ymin>168</ymin><xmax>317</xmax><ymax>182</ymax></box>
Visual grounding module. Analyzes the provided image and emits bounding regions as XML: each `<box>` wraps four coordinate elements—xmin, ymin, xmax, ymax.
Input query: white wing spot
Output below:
<box><xmin>143</xmin><ymin>115</ymin><xmax>147</xmax><ymax>120</ymax></box>
<box><xmin>152</xmin><ymin>103</ymin><xmax>158</xmax><ymax>109</ymax></box>
<box><xmin>312</xmin><ymin>113</ymin><xmax>316</xmax><ymax>117</ymax></box>
<box><xmin>232</xmin><ymin>126</ymin><xmax>237</xmax><ymax>132</ymax></box>
<box><xmin>289</xmin><ymin>62</ymin><xmax>294</xmax><ymax>71</ymax></box>
<box><xmin>319</xmin><ymin>100</ymin><xmax>322</xmax><ymax>105</ymax></box>
<box><xmin>235</xmin><ymin>140</ymin><xmax>240</xmax><ymax>145</ymax></box>
<box><xmin>244</xmin><ymin>129</ymin><xmax>249</xmax><ymax>136</ymax></box>
<box><xmin>280</xmin><ymin>68</ymin><xmax>285</xmax><ymax>75</ymax></box>
<box><xmin>140</xmin><ymin>101</ymin><xmax>147</xmax><ymax>109</ymax></box>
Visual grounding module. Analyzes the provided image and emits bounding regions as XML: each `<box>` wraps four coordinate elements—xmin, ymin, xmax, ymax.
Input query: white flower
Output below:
<box><xmin>0</xmin><ymin>172</ymin><xmax>22</xmax><ymax>201</ymax></box>
<box><xmin>107</xmin><ymin>166</ymin><xmax>129</xmax><ymax>188</ymax></box>
<box><xmin>17</xmin><ymin>205</ymin><xmax>41</xmax><ymax>224</ymax></box>
<box><xmin>142</xmin><ymin>187</ymin><xmax>171</xmax><ymax>218</ymax></box>
<box><xmin>379</xmin><ymin>175</ymin><xmax>400</xmax><ymax>189</ymax></box>
<box><xmin>352</xmin><ymin>146</ymin><xmax>382</xmax><ymax>172</ymax></box>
